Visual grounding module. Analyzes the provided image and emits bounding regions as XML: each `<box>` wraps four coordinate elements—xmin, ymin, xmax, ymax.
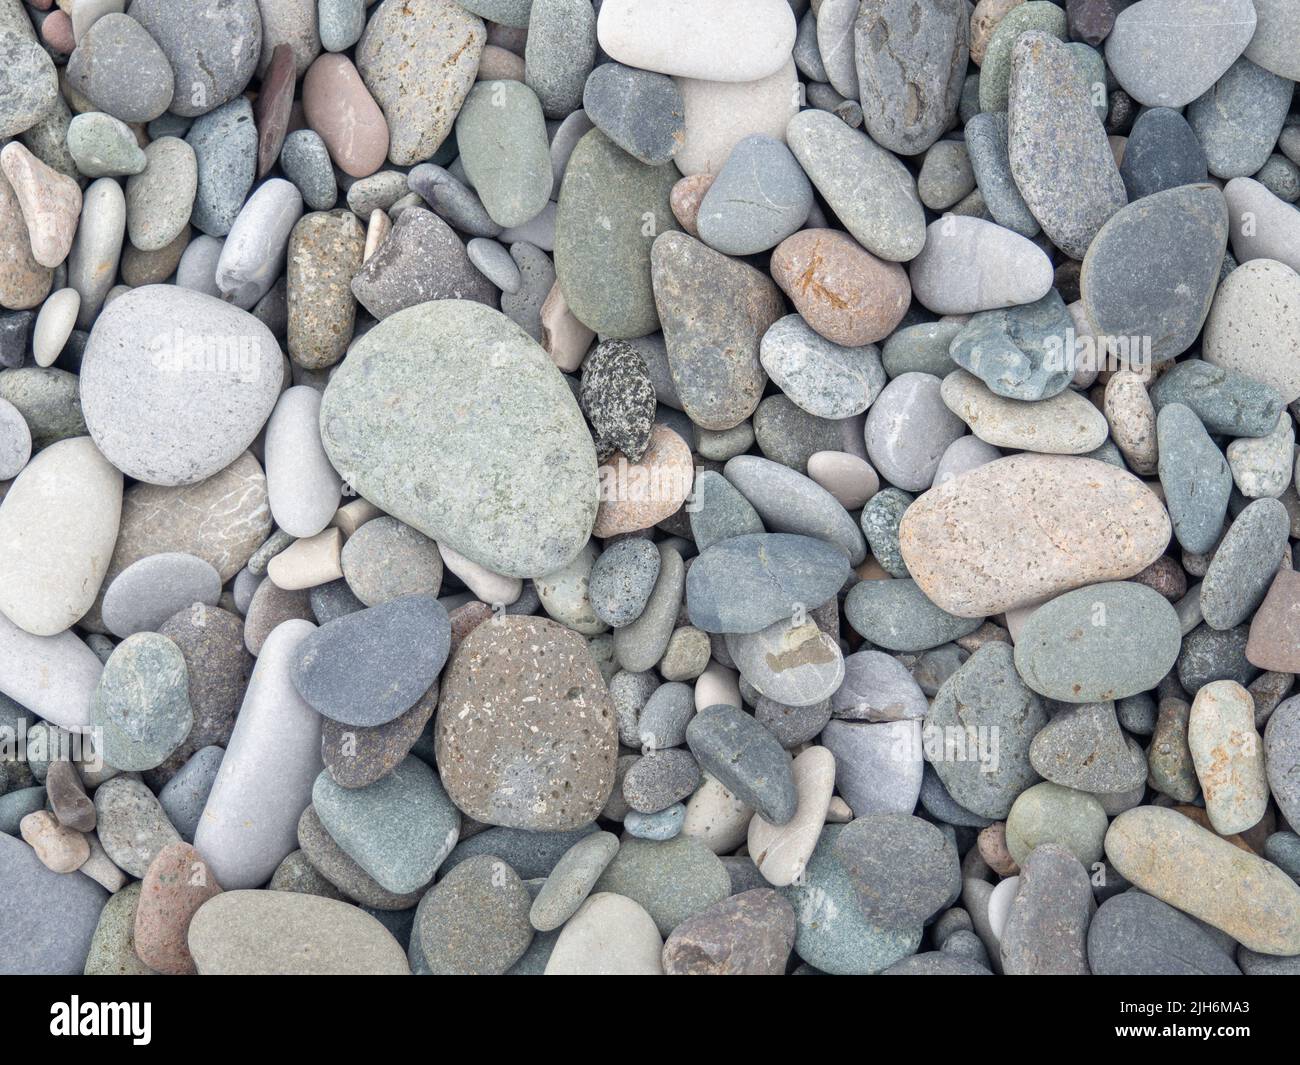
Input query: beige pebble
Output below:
<box><xmin>694</xmin><ymin>661</ymin><xmax>741</xmax><ymax>711</ymax></box>
<box><xmin>79</xmin><ymin>829</ymin><xmax>128</xmax><ymax>892</ymax></box>
<box><xmin>438</xmin><ymin>540</ymin><xmax>522</xmax><ymax>606</ymax></box>
<box><xmin>267</xmin><ymin>527</ymin><xmax>343</xmax><ymax>591</ymax></box>
<box><xmin>477</xmin><ymin>43</ymin><xmax>525</xmax><ymax>81</ymax></box>
<box><xmin>682</xmin><ymin>771</ymin><xmax>754</xmax><ymax>854</ymax></box>
<box><xmin>807</xmin><ymin>450</ymin><xmax>879</xmax><ymax>510</ymax></box>
<box><xmin>658</xmin><ymin>625</ymin><xmax>710</xmax><ymax>681</ymax></box>
<box><xmin>748</xmin><ymin>745</ymin><xmax>834</xmax><ymax>887</ymax></box>
<box><xmin>0</xmin><ymin>141</ymin><xmax>82</xmax><ymax>268</ymax></box>
<box><xmin>20</xmin><ymin>810</ymin><xmax>90</xmax><ymax>873</ymax></box>
<box><xmin>976</xmin><ymin>822</ymin><xmax>1020</xmax><ymax>876</ymax></box>
<box><xmin>32</xmin><ymin>287</ymin><xmax>80</xmax><ymax>367</ymax></box>
<box><xmin>540</xmin><ymin>281</ymin><xmax>595</xmax><ymax>372</ymax></box>
<box><xmin>0</xmin><ymin>167</ymin><xmax>54</xmax><ymax>310</ymax></box>
<box><xmin>1188</xmin><ymin>680</ymin><xmax>1268</xmax><ymax>836</ymax></box>
<box><xmin>824</xmin><ymin>795</ymin><xmax>854</xmax><ymax>823</ymax></box>
<box><xmin>970</xmin><ymin>0</ymin><xmax>1024</xmax><ymax>65</ymax></box>
<box><xmin>1103</xmin><ymin>370</ymin><xmax>1157</xmax><ymax>475</ymax></box>
<box><xmin>941</xmin><ymin>369</ymin><xmax>1110</xmax><ymax>454</ymax></box>
<box><xmin>330</xmin><ymin>497</ymin><xmax>383</xmax><ymax>537</ymax></box>
<box><xmin>363</xmin><ymin>207</ymin><xmax>391</xmax><ymax>263</ymax></box>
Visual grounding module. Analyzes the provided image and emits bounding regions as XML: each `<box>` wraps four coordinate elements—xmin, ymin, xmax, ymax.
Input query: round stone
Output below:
<box><xmin>696</xmin><ymin>135</ymin><xmax>812</xmax><ymax>255</ymax></box>
<box><xmin>435</xmin><ymin>615</ymin><xmax>618</xmax><ymax>830</ymax></box>
<box><xmin>592</xmin><ymin>834</ymin><xmax>731</xmax><ymax>936</ymax></box>
<box><xmin>831</xmin><ymin>813</ymin><xmax>960</xmax><ymax>926</ymax></box>
<box><xmin>1203</xmin><ymin>258</ymin><xmax>1300</xmax><ymax>404</ymax></box>
<box><xmin>65</xmin><ymin>13</ymin><xmax>175</xmax><ymax>124</ymax></box>
<box><xmin>864</xmin><ymin>372</ymin><xmax>967</xmax><ymax>493</ymax></box>
<box><xmin>588</xmin><ymin>538</ymin><xmax>660</xmax><ymax>628</ymax></box>
<box><xmin>100</xmin><ymin>553</ymin><xmax>222</xmax><ymax>639</ymax></box>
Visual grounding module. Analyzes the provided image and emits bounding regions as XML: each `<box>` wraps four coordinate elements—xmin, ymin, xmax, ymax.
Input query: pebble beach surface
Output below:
<box><xmin>1</xmin><ymin>0</ymin><xmax>1300</xmax><ymax>980</ymax></box>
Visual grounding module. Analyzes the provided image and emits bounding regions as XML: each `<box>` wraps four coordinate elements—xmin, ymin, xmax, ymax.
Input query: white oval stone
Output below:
<box><xmin>1203</xmin><ymin>258</ymin><xmax>1300</xmax><ymax>404</ymax></box>
<box><xmin>32</xmin><ymin>288</ymin><xmax>80</xmax><ymax>368</ymax></box>
<box><xmin>941</xmin><ymin>369</ymin><xmax>1110</xmax><ymax>454</ymax></box>
<box><xmin>0</xmin><ymin>610</ymin><xmax>103</xmax><ymax>729</ymax></box>
<box><xmin>194</xmin><ymin>619</ymin><xmax>324</xmax><ymax>889</ymax></box>
<box><xmin>908</xmin><ymin>216</ymin><xmax>1054</xmax><ymax>314</ymax></box>
<box><xmin>748</xmin><ymin>745</ymin><xmax>835</xmax><ymax>887</ymax></box>
<box><xmin>675</xmin><ymin>59</ymin><xmax>801</xmax><ymax>177</ymax></box>
<box><xmin>544</xmin><ymin>891</ymin><xmax>664</xmax><ymax>974</ymax></box>
<box><xmin>0</xmin><ymin>437</ymin><xmax>122</xmax><ymax>636</ymax></box>
<box><xmin>264</xmin><ymin>385</ymin><xmax>342</xmax><ymax>539</ymax></box>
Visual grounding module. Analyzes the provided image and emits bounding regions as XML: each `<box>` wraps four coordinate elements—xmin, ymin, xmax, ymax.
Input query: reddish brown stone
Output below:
<box><xmin>255</xmin><ymin>44</ymin><xmax>297</xmax><ymax>180</ymax></box>
<box><xmin>302</xmin><ymin>54</ymin><xmax>388</xmax><ymax>178</ymax></box>
<box><xmin>669</xmin><ymin>174</ymin><xmax>713</xmax><ymax>238</ymax></box>
<box><xmin>1247</xmin><ymin>568</ymin><xmax>1300</xmax><ymax>672</ymax></box>
<box><xmin>770</xmin><ymin>229</ymin><xmax>910</xmax><ymax>347</ymax></box>
<box><xmin>1131</xmin><ymin>554</ymin><xmax>1187</xmax><ymax>603</ymax></box>
<box><xmin>977</xmin><ymin>822</ymin><xmax>1020</xmax><ymax>876</ymax></box>
<box><xmin>134</xmin><ymin>842</ymin><xmax>223</xmax><ymax>975</ymax></box>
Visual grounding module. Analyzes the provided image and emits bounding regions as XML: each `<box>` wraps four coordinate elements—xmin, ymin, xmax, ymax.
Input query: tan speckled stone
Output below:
<box><xmin>899</xmin><ymin>453</ymin><xmax>1171</xmax><ymax>617</ymax></box>
<box><xmin>770</xmin><ymin>229</ymin><xmax>910</xmax><ymax>347</ymax></box>
<box><xmin>20</xmin><ymin>810</ymin><xmax>89</xmax><ymax>873</ymax></box>
<box><xmin>0</xmin><ymin>141</ymin><xmax>81</xmax><ymax>268</ymax></box>
<box><xmin>1103</xmin><ymin>370</ymin><xmax>1157</xmax><ymax>475</ymax></box>
<box><xmin>0</xmin><ymin>166</ymin><xmax>53</xmax><ymax>309</ymax></box>
<box><xmin>1188</xmin><ymin>680</ymin><xmax>1268</xmax><ymax>835</ymax></box>
<box><xmin>941</xmin><ymin>369</ymin><xmax>1110</xmax><ymax>454</ymax></box>
<box><xmin>1105</xmin><ymin>805</ymin><xmax>1300</xmax><ymax>955</ymax></box>
<box><xmin>435</xmin><ymin>615</ymin><xmax>618</xmax><ymax>830</ymax></box>
<box><xmin>287</xmin><ymin>209</ymin><xmax>364</xmax><ymax>370</ymax></box>
<box><xmin>970</xmin><ymin>0</ymin><xmax>1024</xmax><ymax>64</ymax></box>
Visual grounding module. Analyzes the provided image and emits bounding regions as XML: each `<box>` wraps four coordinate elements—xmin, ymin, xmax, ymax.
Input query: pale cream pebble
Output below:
<box><xmin>748</xmin><ymin>745</ymin><xmax>835</xmax><ymax>886</ymax></box>
<box><xmin>363</xmin><ymin>207</ymin><xmax>390</xmax><ymax>262</ymax></box>
<box><xmin>970</xmin><ymin>0</ymin><xmax>1024</xmax><ymax>65</ymax></box>
<box><xmin>682</xmin><ymin>772</ymin><xmax>753</xmax><ymax>854</ymax></box>
<box><xmin>330</xmin><ymin>497</ymin><xmax>383</xmax><ymax>537</ymax></box>
<box><xmin>78</xmin><ymin>830</ymin><xmax>128</xmax><ymax>892</ymax></box>
<box><xmin>1066</xmin><ymin>299</ymin><xmax>1100</xmax><ymax>387</ymax></box>
<box><xmin>267</xmin><ymin>527</ymin><xmax>343</xmax><ymax>590</ymax></box>
<box><xmin>824</xmin><ymin>796</ymin><xmax>854</xmax><ymax>823</ymax></box>
<box><xmin>20</xmin><ymin>810</ymin><xmax>90</xmax><ymax>873</ymax></box>
<box><xmin>694</xmin><ymin>661</ymin><xmax>741</xmax><ymax>711</ymax></box>
<box><xmin>592</xmin><ymin>424</ymin><xmax>694</xmax><ymax>537</ymax></box>
<box><xmin>438</xmin><ymin>541</ymin><xmax>522</xmax><ymax>606</ymax></box>
<box><xmin>540</xmin><ymin>281</ymin><xmax>594</xmax><ymax>372</ymax></box>
<box><xmin>807</xmin><ymin>450</ymin><xmax>879</xmax><ymax>510</ymax></box>
<box><xmin>1103</xmin><ymin>370</ymin><xmax>1158</xmax><ymax>475</ymax></box>
<box><xmin>32</xmin><ymin>287</ymin><xmax>80</xmax><ymax>367</ymax></box>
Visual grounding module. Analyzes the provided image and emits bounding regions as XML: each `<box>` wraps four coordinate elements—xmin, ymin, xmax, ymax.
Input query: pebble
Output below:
<box><xmin>133</xmin><ymin>841</ymin><xmax>222</xmax><ymax>975</ymax></box>
<box><xmin>1188</xmin><ymin>57</ymin><xmax>1291</xmax><ymax>181</ymax></box>
<box><xmin>0</xmin><ymin>435</ymin><xmax>121</xmax><ymax>636</ymax></box>
<box><xmin>301</xmin><ymin>54</ymin><xmax>388</xmax><ymax>178</ymax></box>
<box><xmin>186</xmin><ymin>98</ymin><xmax>258</xmax><ymax>236</ymax></box>
<box><xmin>0</xmin><ymin>609</ymin><xmax>103</xmax><ymax>731</ymax></box>
<box><xmin>685</xmin><ymin>702</ymin><xmax>797</xmax><ymax>824</ymax></box>
<box><xmin>1105</xmin><ymin>806</ymin><xmax>1300</xmax><ymax>955</ymax></box>
<box><xmin>436</xmin><ymin>615</ymin><xmax>616</xmax><ymax>829</ymax></box>
<box><xmin>1154</xmin><ymin>404</ymin><xmax>1245</xmax><ymax>555</ymax></box>
<box><xmin>92</xmin><ymin>631</ymin><xmax>193</xmax><ymax>771</ymax></box>
<box><xmin>94</xmin><ymin>774</ymin><xmax>181</xmax><ymax>878</ymax></box>
<box><xmin>593</xmin><ymin>834</ymin><xmax>730</xmax><ymax>936</ymax></box>
<box><xmin>834</xmin><ymin>812</ymin><xmax>960</xmax><ymax>927</ymax></box>
<box><xmin>832</xmin><ymin>650</ymin><xmax>928</xmax><ymax>722</ymax></box>
<box><xmin>686</xmin><ymin>533</ymin><xmax>848</xmax><ymax>635</ymax></box>
<box><xmin>662</xmin><ymin>888</ymin><xmax>795</xmax><ymax>975</ymax></box>
<box><xmin>279</xmin><ymin>131</ymin><xmax>337</xmax><ymax>211</ymax></box>
<box><xmin>1089</xmin><ymin>890</ymin><xmax>1242</xmax><ymax>975</ymax></box>
<box><xmin>908</xmin><ymin>216</ymin><xmax>1053</xmax><ymax>314</ymax></box>
<box><xmin>530</xmin><ymin>831</ymin><xmax>620</xmax><ymax>932</ymax></box>
<box><xmin>1199</xmin><ymin>498</ymin><xmax>1289</xmax><ymax>630</ymax></box>
<box><xmin>785</xmin><ymin>108</ymin><xmax>926</xmax><ymax>262</ymax></box>
<box><xmin>158</xmin><ymin>746</ymin><xmax>223</xmax><ymax>842</ymax></box>
<box><xmin>189</xmin><ymin>890</ymin><xmax>409</xmax><ymax>974</ymax></box>
<box><xmin>286</xmin><ymin>211</ymin><xmax>363</xmax><ymax>370</ymax></box>
<box><xmin>580</xmin><ymin>339</ymin><xmax>656</xmax><ymax>463</ymax></box>
<box><xmin>696</xmin><ymin>135</ymin><xmax>811</xmax><ymax>255</ymax></box>
<box><xmin>65</xmin><ymin>111</ymin><xmax>146</xmax><ymax>178</ymax></box>
<box><xmin>1104</xmin><ymin>0</ymin><xmax>1257</xmax><ymax>109</ymax></box>
<box><xmin>582</xmin><ymin>63</ymin><xmax>683</xmax><ymax>168</ymax></box>
<box><xmin>544</xmin><ymin>892</ymin><xmax>663</xmax><ymax>974</ymax></box>
<box><xmin>1224</xmin><ymin>177</ymin><xmax>1300</xmax><ymax>274</ymax></box>
<box><xmin>1</xmin><ymin>142</ymin><xmax>81</xmax><ymax>270</ymax></box>
<box><xmin>0</xmin><ymin>831</ymin><xmax>106</xmax><ymax>974</ymax></box>
<box><xmin>1119</xmin><ymin>107</ymin><xmax>1208</xmax><ymax>201</ymax></box>
<box><xmin>675</xmin><ymin>60</ymin><xmax>800</xmax><ymax>177</ymax></box>
<box><xmin>1203</xmin><ymin>258</ymin><xmax>1300</xmax><ymax>404</ymax></box>
<box><xmin>900</xmin><ymin>453</ymin><xmax>1170</xmax><ymax>617</ymax></box>
<box><xmin>980</xmin><ymin>1</ymin><xmax>1067</xmax><ymax>111</ymax></box>
<box><xmin>822</xmin><ymin>718</ymin><xmax>924</xmax><ymax>817</ymax></box>
<box><xmin>1005</xmin><ymin>781</ymin><xmax>1108</xmax><ymax>866</ymax></box>
<box><xmin>999</xmin><ymin>844</ymin><xmax>1091</xmax><ymax>975</ymax></box>
<box><xmin>1029</xmin><ymin>701</ymin><xmax>1147</xmax><ymax>794</ymax></box>
<box><xmin>966</xmin><ymin>111</ymin><xmax>1038</xmax><ymax>237</ymax></box>
<box><xmin>20</xmin><ymin>810</ymin><xmax>88</xmax><ymax>873</ymax></box>
<box><xmin>525</xmin><ymin>0</ymin><xmax>597</xmax><ymax>119</ymax></box>
<box><xmin>0</xmin><ymin>27</ymin><xmax>58</xmax><ymax>140</ymax></box>
<box><xmin>1189</xmin><ymin>680</ymin><xmax>1268</xmax><ymax>834</ymax></box>
<box><xmin>193</xmin><ymin>619</ymin><xmax>322</xmax><ymax>889</ymax></box>
<box><xmin>65</xmin><ymin>13</ymin><xmax>173</xmax><ymax>124</ymax></box>
<box><xmin>1014</xmin><ymin>582</ymin><xmax>1181</xmax><ymax>702</ymax></box>
<box><xmin>845</xmin><ymin>578</ymin><xmax>983</xmax><ymax>652</ymax></box>
<box><xmin>321</xmin><ymin>301</ymin><xmax>594</xmax><ymax>577</ymax></box>
<box><xmin>66</xmin><ymin>176</ymin><xmax>123</xmax><ymax>327</ymax></box>
<box><xmin>101</xmin><ymin>553</ymin><xmax>222</xmax><ymax>638</ymax></box>
<box><xmin>131</xmin><ymin>0</ymin><xmax>260</xmax><ymax>118</ymax></box>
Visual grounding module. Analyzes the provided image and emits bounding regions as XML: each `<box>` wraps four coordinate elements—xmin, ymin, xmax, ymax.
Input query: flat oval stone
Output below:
<box><xmin>286</xmin><ymin>209</ymin><xmax>363</xmax><ymax>369</ymax></box>
<box><xmin>865</xmin><ymin>371</ymin><xmax>967</xmax><ymax>492</ymax></box>
<box><xmin>746</xmin><ymin>745</ymin><xmax>834</xmax><ymax>887</ymax></box>
<box><xmin>79</xmin><ymin>286</ymin><xmax>283</xmax><ymax>486</ymax></box>
<box><xmin>1105</xmin><ymin>0</ymin><xmax>1257</xmax><ymax>109</ymax></box>
<box><xmin>1089</xmin><ymin>890</ymin><xmax>1242</xmax><ymax>975</ymax></box>
<box><xmin>264</xmin><ymin>386</ymin><xmax>341</xmax><ymax>538</ymax></box>
<box><xmin>582</xmin><ymin>63</ymin><xmax>684</xmax><ymax>168</ymax></box>
<box><xmin>1187</xmin><ymin>56</ymin><xmax>1292</xmax><ymax>181</ymax></box>
<box><xmin>525</xmin><ymin>0</ymin><xmax>598</xmax><ymax>119</ymax></box>
<box><xmin>651</xmin><ymin>231</ymin><xmax>783</xmax><ymax>431</ymax></box>
<box><xmin>727</xmin><ymin>456</ymin><xmax>868</xmax><ymax>564</ymax></box>
<box><xmin>595</xmin><ymin>0</ymin><xmax>796</xmax><ymax>82</ymax></box>
<box><xmin>593</xmin><ymin>834</ymin><xmax>731</xmax><ymax>936</ymax></box>
<box><xmin>759</xmin><ymin>315</ymin><xmax>886</xmax><ymax>421</ymax></box>
<box><xmin>588</xmin><ymin>538</ymin><xmax>660</xmax><ymax>628</ymax></box>
<box><xmin>675</xmin><ymin>60</ymin><xmax>800</xmax><ymax>177</ymax></box>
<box><xmin>125</xmin><ymin>137</ymin><xmax>196</xmax><ymax>253</ymax></box>
<box><xmin>1224</xmin><ymin>177</ymin><xmax>1300</xmax><ymax>274</ymax></box>
<box><xmin>832</xmin><ymin>649</ymin><xmax>929</xmax><ymax>722</ymax></box>
<box><xmin>0</xmin><ymin>611</ymin><xmax>102</xmax><ymax>730</ymax></box>
<box><xmin>93</xmin><ymin>632</ymin><xmax>193</xmax><ymax>772</ymax></box>
<box><xmin>65</xmin><ymin>13</ymin><xmax>174</xmax><ymax>124</ymax></box>
<box><xmin>833</xmin><ymin>812</ymin><xmax>960</xmax><ymax>926</ymax></box>
<box><xmin>185</xmin><ymin>98</ymin><xmax>258</xmax><ymax>236</ymax></box>
<box><xmin>312</xmin><ymin>756</ymin><xmax>459</xmax><ymax>894</ymax></box>
<box><xmin>301</xmin><ymin>53</ymin><xmax>388</xmax><ymax>179</ymax></box>
<box><xmin>355</xmin><ymin>0</ymin><xmax>484</xmax><ymax>166</ymax></box>
<box><xmin>686</xmin><ymin>702</ymin><xmax>797</xmax><ymax>824</ymax></box>
<box><xmin>727</xmin><ymin>617</ymin><xmax>846</xmax><ymax>710</ymax></box>
<box><xmin>101</xmin><ymin>552</ymin><xmax>222</xmax><ymax>639</ymax></box>
<box><xmin>193</xmin><ymin>619</ymin><xmax>323</xmax><ymax>890</ymax></box>
<box><xmin>686</xmin><ymin>533</ymin><xmax>849</xmax><ymax>635</ymax></box>
<box><xmin>622</xmin><ymin>749</ymin><xmax>700</xmax><ymax>814</ymax></box>
<box><xmin>1000</xmin><ymin>843</ymin><xmax>1091</xmax><ymax>974</ymax></box>
<box><xmin>785</xmin><ymin>108</ymin><xmax>927</xmax><ymax>262</ymax></box>
<box><xmin>1203</xmin><ymin>258</ymin><xmax>1300</xmax><ymax>404</ymax></box>
<box><xmin>1105</xmin><ymin>805</ymin><xmax>1300</xmax><ymax>955</ymax></box>
<box><xmin>1119</xmin><ymin>107</ymin><xmax>1209</xmax><ymax>200</ymax></box>
<box><xmin>530</xmin><ymin>831</ymin><xmax>621</xmax><ymax>932</ymax></box>
<box><xmin>696</xmin><ymin>135</ymin><xmax>811</xmax><ymax>255</ymax></box>
<box><xmin>965</xmin><ymin>109</ymin><xmax>1038</xmax><ymax>237</ymax></box>
<box><xmin>435</xmin><ymin>615</ymin><xmax>617</xmax><ymax>830</ymax></box>
<box><xmin>189</xmin><ymin>890</ymin><xmax>409</xmax><ymax>974</ymax></box>
<box><xmin>1200</xmin><ymin>498</ymin><xmax>1289</xmax><ymax>630</ymax></box>
<box><xmin>555</xmin><ymin>128</ymin><xmax>679</xmax><ymax>339</ymax></box>
<box><xmin>899</xmin><ymin>453</ymin><xmax>1171</xmax><ymax>617</ymax></box>
<box><xmin>908</xmin><ymin>216</ymin><xmax>1054</xmax><ymax>314</ymax></box>
<box><xmin>845</xmin><ymin>578</ymin><xmax>983</xmax><ymax>652</ymax></box>
<box><xmin>1014</xmin><ymin>582</ymin><xmax>1181</xmax><ymax>702</ymax></box>
<box><xmin>455</xmin><ymin>80</ymin><xmax>552</xmax><ymax>229</ymax></box>
<box><xmin>771</xmin><ymin>229</ymin><xmax>911</xmax><ymax>349</ymax></box>
<box><xmin>95</xmin><ymin>775</ymin><xmax>182</xmax><ymax>878</ymax></box>
<box><xmin>1005</xmin><ymin>780</ymin><xmax>1108</xmax><ymax>866</ymax></box>
<box><xmin>1155</xmin><ymin>403</ymin><xmax>1233</xmax><ymax>554</ymax></box>
<box><xmin>1189</xmin><ymin>680</ymin><xmax>1268</xmax><ymax>835</ymax></box>
<box><xmin>320</xmin><ymin>300</ymin><xmax>597</xmax><ymax>578</ymax></box>
<box><xmin>924</xmin><ymin>641</ymin><xmax>1047</xmax><ymax>819</ymax></box>
<box><xmin>821</xmin><ymin>718</ymin><xmax>924</xmax><ymax>817</ymax></box>
<box><xmin>291</xmin><ymin>594</ymin><xmax>450</xmax><ymax>727</ymax></box>
<box><xmin>592</xmin><ymin>424</ymin><xmax>693</xmax><ymax>537</ymax></box>
<box><xmin>544</xmin><ymin>891</ymin><xmax>663</xmax><ymax>974</ymax></box>
<box><xmin>134</xmin><ymin>841</ymin><xmax>223</xmax><ymax>975</ymax></box>
<box><xmin>0</xmin><ymin>435</ymin><xmax>122</xmax><ymax>636</ymax></box>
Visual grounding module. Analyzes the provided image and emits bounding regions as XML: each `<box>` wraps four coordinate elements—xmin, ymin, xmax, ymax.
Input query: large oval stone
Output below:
<box><xmin>1105</xmin><ymin>806</ymin><xmax>1300</xmax><ymax>956</ymax></box>
<box><xmin>79</xmin><ymin>286</ymin><xmax>284</xmax><ymax>486</ymax></box>
<box><xmin>1014</xmin><ymin>582</ymin><xmax>1182</xmax><ymax>702</ymax></box>
<box><xmin>319</xmin><ymin>300</ymin><xmax>598</xmax><ymax>578</ymax></box>
<box><xmin>188</xmin><ymin>890</ymin><xmax>409</xmax><ymax>974</ymax></box>
<box><xmin>435</xmin><ymin>615</ymin><xmax>618</xmax><ymax>831</ymax></box>
<box><xmin>899</xmin><ymin>454</ymin><xmax>1171</xmax><ymax>617</ymax></box>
